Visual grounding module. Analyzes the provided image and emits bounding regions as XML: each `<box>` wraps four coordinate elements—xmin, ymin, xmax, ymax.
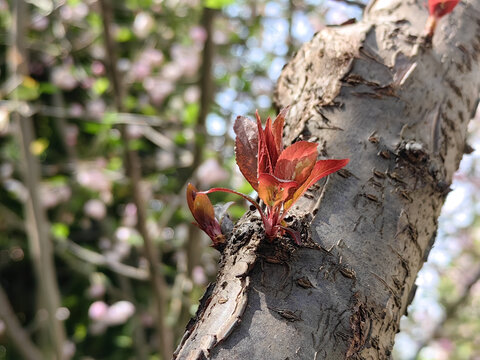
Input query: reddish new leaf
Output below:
<box><xmin>234</xmin><ymin>116</ymin><xmax>259</xmax><ymax>190</ymax></box>
<box><xmin>272</xmin><ymin>107</ymin><xmax>289</xmax><ymax>156</ymax></box>
<box><xmin>186</xmin><ymin>183</ymin><xmax>224</xmax><ymax>247</ymax></box>
<box><xmin>284</xmin><ymin>159</ymin><xmax>349</xmax><ymax>211</ymax></box>
<box><xmin>264</xmin><ymin>116</ymin><xmax>280</xmax><ymax>166</ymax></box>
<box><xmin>193</xmin><ymin>193</ymin><xmax>216</xmax><ymax>226</ymax></box>
<box><xmin>274</xmin><ymin>141</ymin><xmax>318</xmax><ymax>184</ymax></box>
<box><xmin>186</xmin><ymin>183</ymin><xmax>197</xmax><ymax>216</ymax></box>
<box><xmin>256</xmin><ymin>111</ymin><xmax>273</xmax><ymax>176</ymax></box>
<box><xmin>258</xmin><ymin>173</ymin><xmax>298</xmax><ymax>208</ymax></box>
<box><xmin>428</xmin><ymin>0</ymin><xmax>460</xmax><ymax>17</ymax></box>
<box><xmin>192</xmin><ymin>107</ymin><xmax>350</xmax><ymax>246</ymax></box>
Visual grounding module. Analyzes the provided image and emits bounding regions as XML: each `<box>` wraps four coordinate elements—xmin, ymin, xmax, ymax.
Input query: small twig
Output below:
<box><xmin>0</xmin><ymin>285</ymin><xmax>43</xmax><ymax>360</ymax></box>
<box><xmin>57</xmin><ymin>239</ymin><xmax>150</xmax><ymax>280</ymax></box>
<box><xmin>0</xmin><ymin>100</ymin><xmax>164</xmax><ymax>126</ymax></box>
<box><xmin>332</xmin><ymin>0</ymin><xmax>366</xmax><ymax>9</ymax></box>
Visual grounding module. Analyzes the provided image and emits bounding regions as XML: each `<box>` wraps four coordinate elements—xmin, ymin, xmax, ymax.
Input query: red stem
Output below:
<box><xmin>203</xmin><ymin>187</ymin><xmax>269</xmax><ymax>227</ymax></box>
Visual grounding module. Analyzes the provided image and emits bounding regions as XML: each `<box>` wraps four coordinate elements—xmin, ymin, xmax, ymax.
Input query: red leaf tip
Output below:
<box><xmin>428</xmin><ymin>0</ymin><xmax>460</xmax><ymax>18</ymax></box>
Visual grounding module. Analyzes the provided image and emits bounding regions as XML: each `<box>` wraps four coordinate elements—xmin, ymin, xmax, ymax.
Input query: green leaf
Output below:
<box><xmin>116</xmin><ymin>27</ymin><xmax>133</xmax><ymax>42</ymax></box>
<box><xmin>92</xmin><ymin>77</ymin><xmax>110</xmax><ymax>95</ymax></box>
<box><xmin>30</xmin><ymin>138</ymin><xmax>49</xmax><ymax>156</ymax></box>
<box><xmin>103</xmin><ymin>112</ymin><xmax>118</xmax><ymax>125</ymax></box>
<box><xmin>125</xmin><ymin>95</ymin><xmax>137</xmax><ymax>111</ymax></box>
<box><xmin>73</xmin><ymin>324</ymin><xmax>87</xmax><ymax>342</ymax></box>
<box><xmin>128</xmin><ymin>139</ymin><xmax>144</xmax><ymax>151</ymax></box>
<box><xmin>12</xmin><ymin>77</ymin><xmax>40</xmax><ymax>101</ymax></box>
<box><xmin>51</xmin><ymin>223</ymin><xmax>69</xmax><ymax>240</ymax></box>
<box><xmin>174</xmin><ymin>132</ymin><xmax>187</xmax><ymax>146</ymax></box>
<box><xmin>86</xmin><ymin>13</ymin><xmax>102</xmax><ymax>31</ymax></box>
<box><xmin>82</xmin><ymin>121</ymin><xmax>110</xmax><ymax>134</ymax></box>
<box><xmin>204</xmin><ymin>0</ymin><xmax>234</xmax><ymax>9</ymax></box>
<box><xmin>39</xmin><ymin>82</ymin><xmax>59</xmax><ymax>95</ymax></box>
<box><xmin>107</xmin><ymin>156</ymin><xmax>123</xmax><ymax>171</ymax></box>
<box><xmin>140</xmin><ymin>104</ymin><xmax>156</xmax><ymax>115</ymax></box>
<box><xmin>183</xmin><ymin>103</ymin><xmax>199</xmax><ymax>126</ymax></box>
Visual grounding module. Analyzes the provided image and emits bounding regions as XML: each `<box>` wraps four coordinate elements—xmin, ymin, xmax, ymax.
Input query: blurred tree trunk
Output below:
<box><xmin>174</xmin><ymin>0</ymin><xmax>480</xmax><ymax>359</ymax></box>
<box><xmin>9</xmin><ymin>1</ymin><xmax>67</xmax><ymax>359</ymax></box>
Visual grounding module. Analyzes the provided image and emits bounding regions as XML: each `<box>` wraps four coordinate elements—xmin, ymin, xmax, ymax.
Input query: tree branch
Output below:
<box><xmin>10</xmin><ymin>1</ymin><xmax>67</xmax><ymax>358</ymax></box>
<box><xmin>99</xmin><ymin>1</ymin><xmax>173</xmax><ymax>358</ymax></box>
<box><xmin>58</xmin><ymin>239</ymin><xmax>150</xmax><ymax>281</ymax></box>
<box><xmin>0</xmin><ymin>285</ymin><xmax>43</xmax><ymax>360</ymax></box>
<box><xmin>176</xmin><ymin>0</ymin><xmax>480</xmax><ymax>358</ymax></box>
<box><xmin>332</xmin><ymin>0</ymin><xmax>366</xmax><ymax>9</ymax></box>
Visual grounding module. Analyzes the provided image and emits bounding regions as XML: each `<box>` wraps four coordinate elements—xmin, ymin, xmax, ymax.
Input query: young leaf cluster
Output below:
<box><xmin>187</xmin><ymin>108</ymin><xmax>349</xmax><ymax>248</ymax></box>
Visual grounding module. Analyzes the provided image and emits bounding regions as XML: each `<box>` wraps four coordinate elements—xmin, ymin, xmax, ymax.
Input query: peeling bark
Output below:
<box><xmin>175</xmin><ymin>0</ymin><xmax>480</xmax><ymax>359</ymax></box>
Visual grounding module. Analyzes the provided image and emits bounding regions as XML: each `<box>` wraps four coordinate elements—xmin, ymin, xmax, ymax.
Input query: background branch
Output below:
<box><xmin>99</xmin><ymin>0</ymin><xmax>173</xmax><ymax>358</ymax></box>
<box><xmin>0</xmin><ymin>285</ymin><xmax>43</xmax><ymax>360</ymax></box>
<box><xmin>9</xmin><ymin>1</ymin><xmax>67</xmax><ymax>358</ymax></box>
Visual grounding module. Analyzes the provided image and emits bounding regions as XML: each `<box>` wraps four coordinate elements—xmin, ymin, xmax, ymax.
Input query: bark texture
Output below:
<box><xmin>174</xmin><ymin>0</ymin><xmax>480</xmax><ymax>359</ymax></box>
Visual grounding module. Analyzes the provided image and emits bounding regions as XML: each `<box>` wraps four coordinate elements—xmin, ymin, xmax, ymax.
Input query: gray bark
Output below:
<box><xmin>174</xmin><ymin>0</ymin><xmax>480</xmax><ymax>359</ymax></box>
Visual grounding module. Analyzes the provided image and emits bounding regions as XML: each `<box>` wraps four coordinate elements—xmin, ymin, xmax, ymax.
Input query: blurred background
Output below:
<box><xmin>0</xmin><ymin>0</ymin><xmax>479</xmax><ymax>359</ymax></box>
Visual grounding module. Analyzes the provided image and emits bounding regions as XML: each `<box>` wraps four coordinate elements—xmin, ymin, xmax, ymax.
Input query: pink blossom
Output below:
<box><xmin>86</xmin><ymin>99</ymin><xmax>106</xmax><ymax>117</ymax></box>
<box><xmin>190</xmin><ymin>26</ymin><xmax>207</xmax><ymax>44</ymax></box>
<box><xmin>160</xmin><ymin>63</ymin><xmax>183</xmax><ymax>81</ymax></box>
<box><xmin>131</xmin><ymin>61</ymin><xmax>151</xmax><ymax>81</ymax></box>
<box><xmin>143</xmin><ymin>48</ymin><xmax>164</xmax><ymax>67</ymax></box>
<box><xmin>77</xmin><ymin>167</ymin><xmax>111</xmax><ymax>194</ymax></box>
<box><xmin>133</xmin><ymin>12</ymin><xmax>155</xmax><ymax>38</ymax></box>
<box><xmin>31</xmin><ymin>14</ymin><xmax>49</xmax><ymax>31</ymax></box>
<box><xmin>143</xmin><ymin>78</ymin><xmax>174</xmax><ymax>105</ymax></box>
<box><xmin>40</xmin><ymin>183</ymin><xmax>72</xmax><ymax>209</ymax></box>
<box><xmin>60</xmin><ymin>3</ymin><xmax>88</xmax><ymax>22</ymax></box>
<box><xmin>52</xmin><ymin>66</ymin><xmax>77</xmax><ymax>91</ymax></box>
<box><xmin>84</xmin><ymin>199</ymin><xmax>107</xmax><ymax>220</ymax></box>
<box><xmin>192</xmin><ymin>266</ymin><xmax>207</xmax><ymax>285</ymax></box>
<box><xmin>171</xmin><ymin>45</ymin><xmax>200</xmax><ymax>77</ymax></box>
<box><xmin>104</xmin><ymin>301</ymin><xmax>135</xmax><ymax>326</ymax></box>
<box><xmin>122</xmin><ymin>203</ymin><xmax>138</xmax><ymax>227</ymax></box>
<box><xmin>68</xmin><ymin>104</ymin><xmax>84</xmax><ymax>118</ymax></box>
<box><xmin>87</xmin><ymin>283</ymin><xmax>106</xmax><ymax>299</ymax></box>
<box><xmin>197</xmin><ymin>158</ymin><xmax>229</xmax><ymax>186</ymax></box>
<box><xmin>184</xmin><ymin>86</ymin><xmax>200</xmax><ymax>103</ymax></box>
<box><xmin>88</xmin><ymin>301</ymin><xmax>108</xmax><ymax>321</ymax></box>
<box><xmin>91</xmin><ymin>61</ymin><xmax>105</xmax><ymax>76</ymax></box>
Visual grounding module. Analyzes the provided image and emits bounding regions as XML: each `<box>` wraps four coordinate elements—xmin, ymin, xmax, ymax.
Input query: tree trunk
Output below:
<box><xmin>174</xmin><ymin>0</ymin><xmax>480</xmax><ymax>359</ymax></box>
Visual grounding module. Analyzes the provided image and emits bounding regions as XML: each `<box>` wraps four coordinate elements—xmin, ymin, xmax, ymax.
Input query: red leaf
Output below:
<box><xmin>260</xmin><ymin>107</ymin><xmax>289</xmax><ymax>170</ymax></box>
<box><xmin>272</xmin><ymin>107</ymin><xmax>289</xmax><ymax>157</ymax></box>
<box><xmin>258</xmin><ymin>173</ymin><xmax>298</xmax><ymax>208</ymax></box>
<box><xmin>186</xmin><ymin>183</ymin><xmax>197</xmax><ymax>216</ymax></box>
<box><xmin>256</xmin><ymin>111</ymin><xmax>273</xmax><ymax>176</ymax></box>
<box><xmin>428</xmin><ymin>0</ymin><xmax>460</xmax><ymax>17</ymax></box>
<box><xmin>264</xmin><ymin>116</ymin><xmax>280</xmax><ymax>166</ymax></box>
<box><xmin>274</xmin><ymin>141</ymin><xmax>318</xmax><ymax>184</ymax></box>
<box><xmin>193</xmin><ymin>193</ymin><xmax>216</xmax><ymax>226</ymax></box>
<box><xmin>284</xmin><ymin>159</ymin><xmax>349</xmax><ymax>211</ymax></box>
<box><xmin>234</xmin><ymin>116</ymin><xmax>259</xmax><ymax>190</ymax></box>
<box><xmin>186</xmin><ymin>183</ymin><xmax>224</xmax><ymax>246</ymax></box>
